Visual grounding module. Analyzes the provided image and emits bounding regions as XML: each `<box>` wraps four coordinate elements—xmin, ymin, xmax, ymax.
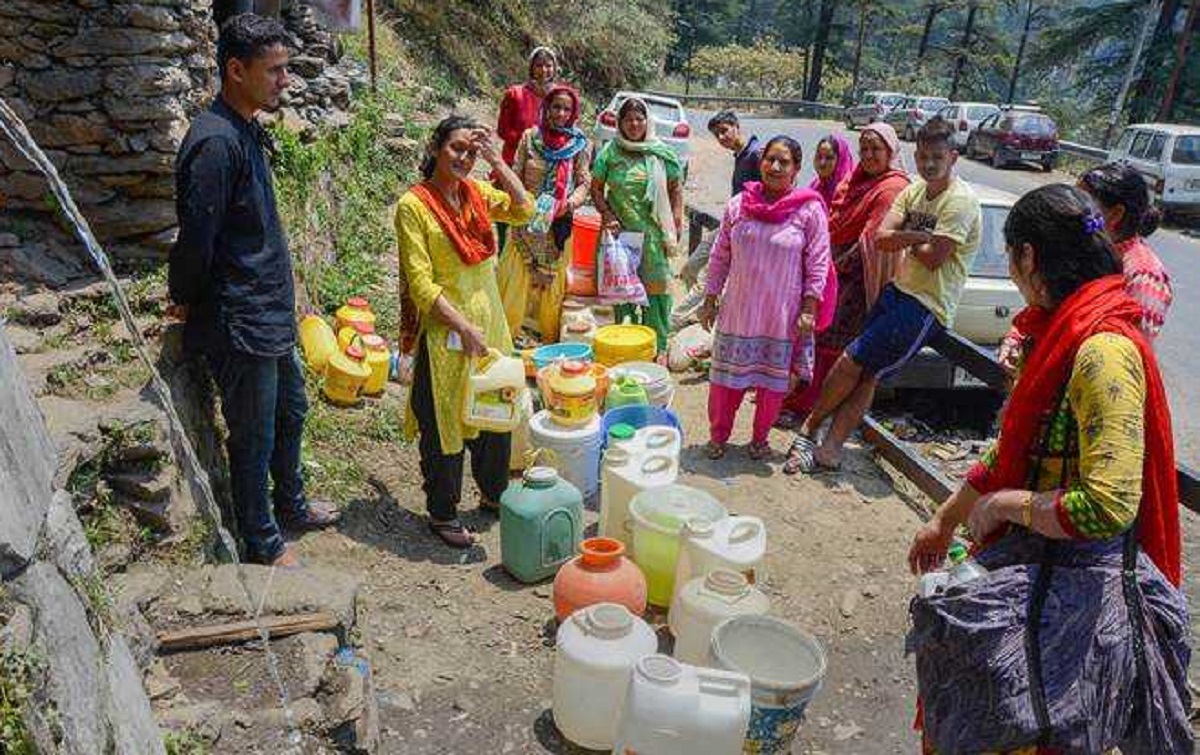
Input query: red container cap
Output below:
<box><xmin>350</xmin><ymin>320</ymin><xmax>375</xmax><ymax>334</ymax></box>
<box><xmin>361</xmin><ymin>334</ymin><xmax>386</xmax><ymax>349</ymax></box>
<box><xmin>347</xmin><ymin>296</ymin><xmax>370</xmax><ymax>309</ymax></box>
<box><xmin>345</xmin><ymin>344</ymin><xmax>365</xmax><ymax>360</ymax></box>
<box><xmin>561</xmin><ymin>360</ymin><xmax>589</xmax><ymax>376</ymax></box>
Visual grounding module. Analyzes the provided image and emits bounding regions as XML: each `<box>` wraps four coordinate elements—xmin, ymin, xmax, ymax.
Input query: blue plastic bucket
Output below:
<box><xmin>532</xmin><ymin>342</ymin><xmax>593</xmax><ymax>371</ymax></box>
<box><xmin>711</xmin><ymin>616</ymin><xmax>826</xmax><ymax>754</ymax></box>
<box><xmin>601</xmin><ymin>405</ymin><xmax>682</xmax><ymax>448</ymax></box>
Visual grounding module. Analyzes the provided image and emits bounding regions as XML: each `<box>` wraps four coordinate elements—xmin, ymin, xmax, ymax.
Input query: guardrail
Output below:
<box><xmin>645</xmin><ymin>90</ymin><xmax>846</xmax><ymax>119</ymax></box>
<box><xmin>1060</xmin><ymin>140</ymin><xmax>1110</xmax><ymax>161</ymax></box>
<box><xmin>685</xmin><ymin>204</ymin><xmax>1200</xmax><ymax>514</ymax></box>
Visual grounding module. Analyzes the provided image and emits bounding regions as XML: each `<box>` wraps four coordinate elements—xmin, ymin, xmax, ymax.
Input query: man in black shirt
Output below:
<box><xmin>169</xmin><ymin>14</ymin><xmax>338</xmax><ymax>567</ymax></box>
<box><xmin>707</xmin><ymin>110</ymin><xmax>762</xmax><ymax>195</ymax></box>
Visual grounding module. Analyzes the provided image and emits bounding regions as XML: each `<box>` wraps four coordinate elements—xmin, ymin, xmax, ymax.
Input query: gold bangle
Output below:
<box><xmin>1021</xmin><ymin>492</ymin><xmax>1034</xmax><ymax>529</ymax></box>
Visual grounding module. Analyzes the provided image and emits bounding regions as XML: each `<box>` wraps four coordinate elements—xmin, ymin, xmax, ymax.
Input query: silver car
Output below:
<box><xmin>885</xmin><ymin>96</ymin><xmax>951</xmax><ymax>141</ymax></box>
<box><xmin>937</xmin><ymin>102</ymin><xmax>1002</xmax><ymax>149</ymax></box>
<box><xmin>844</xmin><ymin>91</ymin><xmax>906</xmax><ymax>129</ymax></box>
<box><xmin>593</xmin><ymin>92</ymin><xmax>691</xmax><ymax>175</ymax></box>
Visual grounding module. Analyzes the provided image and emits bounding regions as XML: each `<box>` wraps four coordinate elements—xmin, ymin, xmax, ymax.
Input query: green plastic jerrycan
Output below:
<box><xmin>604</xmin><ymin>375</ymin><xmax>649</xmax><ymax>411</ymax></box>
<box><xmin>500</xmin><ymin>467</ymin><xmax>585</xmax><ymax>583</ymax></box>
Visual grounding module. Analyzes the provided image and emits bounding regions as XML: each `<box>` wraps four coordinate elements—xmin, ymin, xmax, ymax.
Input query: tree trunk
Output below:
<box><xmin>918</xmin><ymin>2</ymin><xmax>942</xmax><ymax>59</ymax></box>
<box><xmin>806</xmin><ymin>0</ymin><xmax>838</xmax><ymax>100</ymax></box>
<box><xmin>949</xmin><ymin>1</ymin><xmax>978</xmax><ymax>100</ymax></box>
<box><xmin>1104</xmin><ymin>0</ymin><xmax>1161</xmax><ymax>147</ymax></box>
<box><xmin>1158</xmin><ymin>0</ymin><xmax>1197</xmax><ymax>119</ymax></box>
<box><xmin>850</xmin><ymin>0</ymin><xmax>870</xmax><ymax>103</ymax></box>
<box><xmin>740</xmin><ymin>0</ymin><xmax>760</xmax><ymax>44</ymax></box>
<box><xmin>1006</xmin><ymin>0</ymin><xmax>1035</xmax><ymax>103</ymax></box>
<box><xmin>1129</xmin><ymin>0</ymin><xmax>1180</xmax><ymax>121</ymax></box>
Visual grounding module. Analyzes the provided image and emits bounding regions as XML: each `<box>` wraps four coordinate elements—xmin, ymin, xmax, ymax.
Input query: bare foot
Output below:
<box><xmin>269</xmin><ymin>547</ymin><xmax>302</xmax><ymax>568</ymax></box>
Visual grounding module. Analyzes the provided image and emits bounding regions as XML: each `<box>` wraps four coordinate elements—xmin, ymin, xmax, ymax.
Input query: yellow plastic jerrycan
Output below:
<box><xmin>337</xmin><ymin>320</ymin><xmax>375</xmax><ymax>352</ymax></box>
<box><xmin>299</xmin><ymin>315</ymin><xmax>338</xmax><ymax>373</ymax></box>
<box><xmin>463</xmin><ymin>348</ymin><xmax>527</xmax><ymax>433</ymax></box>
<box><xmin>360</xmin><ymin>334</ymin><xmax>391</xmax><ymax>396</ymax></box>
<box><xmin>334</xmin><ymin>296</ymin><xmax>376</xmax><ymax>334</ymax></box>
<box><xmin>323</xmin><ymin>343</ymin><xmax>372</xmax><ymax>406</ymax></box>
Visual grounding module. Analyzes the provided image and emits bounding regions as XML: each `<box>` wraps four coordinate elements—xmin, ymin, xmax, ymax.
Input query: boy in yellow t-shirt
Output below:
<box><xmin>786</xmin><ymin>116</ymin><xmax>982</xmax><ymax>475</ymax></box>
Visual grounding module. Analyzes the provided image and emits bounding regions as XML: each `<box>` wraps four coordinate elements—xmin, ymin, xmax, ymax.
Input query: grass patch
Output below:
<box><xmin>0</xmin><ymin>647</ymin><xmax>44</xmax><ymax>755</ymax></box>
<box><xmin>164</xmin><ymin>731</ymin><xmax>210</xmax><ymax>755</ymax></box>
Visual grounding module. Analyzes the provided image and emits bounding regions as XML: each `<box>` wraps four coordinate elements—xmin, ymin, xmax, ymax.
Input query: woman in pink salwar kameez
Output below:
<box><xmin>699</xmin><ymin>136</ymin><xmax>832</xmax><ymax>461</ymax></box>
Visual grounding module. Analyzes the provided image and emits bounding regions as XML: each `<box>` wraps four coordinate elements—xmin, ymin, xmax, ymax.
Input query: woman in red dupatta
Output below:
<box><xmin>907</xmin><ymin>185</ymin><xmax>1184</xmax><ymax>754</ymax></box>
<box><xmin>777</xmin><ymin>123</ymin><xmax>909</xmax><ymax>428</ymax></box>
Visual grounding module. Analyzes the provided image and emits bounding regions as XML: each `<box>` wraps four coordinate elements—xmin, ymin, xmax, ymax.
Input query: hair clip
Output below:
<box><xmin>1082</xmin><ymin>212</ymin><xmax>1105</xmax><ymax>235</ymax></box>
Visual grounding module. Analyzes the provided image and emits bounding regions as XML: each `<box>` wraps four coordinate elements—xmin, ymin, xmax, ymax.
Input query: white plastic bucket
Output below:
<box><xmin>610</xmin><ymin>361</ymin><xmax>675</xmax><ymax>408</ymax></box>
<box><xmin>629</xmin><ymin>485</ymin><xmax>728</xmax><ymax>607</ymax></box>
<box><xmin>613</xmin><ymin>654</ymin><xmax>751</xmax><ymax>755</ymax></box>
<box><xmin>552</xmin><ymin>603</ymin><xmax>657</xmax><ymax>750</ymax></box>
<box><xmin>710</xmin><ymin>616</ymin><xmax>827</xmax><ymax>754</ymax></box>
<box><xmin>529</xmin><ymin>410</ymin><xmax>603</xmax><ymax>507</ymax></box>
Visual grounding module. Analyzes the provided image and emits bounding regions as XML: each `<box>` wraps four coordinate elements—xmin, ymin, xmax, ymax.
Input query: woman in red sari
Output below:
<box><xmin>907</xmin><ymin>185</ymin><xmax>1188</xmax><ymax>754</ymax></box>
<box><xmin>777</xmin><ymin>123</ymin><xmax>908</xmax><ymax>436</ymax></box>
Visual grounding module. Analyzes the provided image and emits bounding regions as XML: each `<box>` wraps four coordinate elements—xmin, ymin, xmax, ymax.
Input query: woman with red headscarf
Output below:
<box><xmin>777</xmin><ymin>123</ymin><xmax>908</xmax><ymax>434</ymax></box>
<box><xmin>497</xmin><ymin>84</ymin><xmax>591</xmax><ymax>343</ymax></box>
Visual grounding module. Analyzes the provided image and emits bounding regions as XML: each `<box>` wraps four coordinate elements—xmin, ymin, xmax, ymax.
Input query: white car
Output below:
<box><xmin>886</xmin><ymin>186</ymin><xmax>1024</xmax><ymax>391</ymax></box>
<box><xmin>1108</xmin><ymin>123</ymin><xmax>1200</xmax><ymax>222</ymax></box>
<box><xmin>593</xmin><ymin>92</ymin><xmax>691</xmax><ymax>176</ymax></box>
<box><xmin>937</xmin><ymin>102</ymin><xmax>1001</xmax><ymax>149</ymax></box>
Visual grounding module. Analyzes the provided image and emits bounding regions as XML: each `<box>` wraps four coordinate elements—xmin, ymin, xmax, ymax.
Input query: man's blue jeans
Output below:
<box><xmin>206</xmin><ymin>348</ymin><xmax>308</xmax><ymax>562</ymax></box>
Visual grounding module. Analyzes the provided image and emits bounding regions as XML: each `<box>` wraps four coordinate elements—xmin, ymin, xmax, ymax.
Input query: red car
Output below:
<box><xmin>966</xmin><ymin>109</ymin><xmax>1060</xmax><ymax>171</ymax></box>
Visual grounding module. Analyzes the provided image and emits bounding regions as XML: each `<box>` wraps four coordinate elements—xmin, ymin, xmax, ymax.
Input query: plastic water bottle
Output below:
<box><xmin>389</xmin><ymin>350</ymin><xmax>414</xmax><ymax>385</ymax></box>
<box><xmin>917</xmin><ymin>542</ymin><xmax>987</xmax><ymax>598</ymax></box>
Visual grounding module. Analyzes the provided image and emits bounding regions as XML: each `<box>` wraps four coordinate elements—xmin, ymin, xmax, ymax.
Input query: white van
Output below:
<box><xmin>1108</xmin><ymin>123</ymin><xmax>1200</xmax><ymax>221</ymax></box>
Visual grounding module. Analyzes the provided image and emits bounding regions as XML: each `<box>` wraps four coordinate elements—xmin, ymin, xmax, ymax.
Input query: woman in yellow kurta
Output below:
<box><xmin>497</xmin><ymin>84</ymin><xmax>591</xmax><ymax>344</ymax></box>
<box><xmin>395</xmin><ymin>116</ymin><xmax>533</xmax><ymax>548</ymax></box>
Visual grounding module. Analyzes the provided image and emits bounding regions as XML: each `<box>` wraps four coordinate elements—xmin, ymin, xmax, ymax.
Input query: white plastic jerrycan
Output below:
<box><xmin>599</xmin><ymin>427</ymin><xmax>682</xmax><ymax>549</ymax></box>
<box><xmin>552</xmin><ymin>603</ymin><xmax>657</xmax><ymax>751</ymax></box>
<box><xmin>669</xmin><ymin>569</ymin><xmax>771</xmax><ymax>665</ymax></box>
<box><xmin>612</xmin><ymin>654</ymin><xmax>751</xmax><ymax>755</ymax></box>
<box><xmin>671</xmin><ymin>515</ymin><xmax>767</xmax><ymax>609</ymax></box>
<box><xmin>462</xmin><ymin>348</ymin><xmax>527</xmax><ymax>432</ymax></box>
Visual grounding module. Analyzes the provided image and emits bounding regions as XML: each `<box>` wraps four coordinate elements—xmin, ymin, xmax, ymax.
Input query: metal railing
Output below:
<box><xmin>1060</xmin><ymin>140</ymin><xmax>1110</xmax><ymax>162</ymax></box>
<box><xmin>645</xmin><ymin>90</ymin><xmax>846</xmax><ymax>119</ymax></box>
<box><xmin>686</xmin><ymin>205</ymin><xmax>1200</xmax><ymax>513</ymax></box>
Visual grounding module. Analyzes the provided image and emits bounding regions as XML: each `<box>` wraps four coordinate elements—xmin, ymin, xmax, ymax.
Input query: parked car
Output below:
<box><xmin>1108</xmin><ymin>123</ymin><xmax>1200</xmax><ymax>222</ymax></box>
<box><xmin>936</xmin><ymin>102</ymin><xmax>1001</xmax><ymax>149</ymax></box>
<box><xmin>593</xmin><ymin>92</ymin><xmax>691</xmax><ymax>176</ymax></box>
<box><xmin>966</xmin><ymin>109</ymin><xmax>1060</xmax><ymax>171</ymax></box>
<box><xmin>885</xmin><ymin>187</ymin><xmax>1024</xmax><ymax>391</ymax></box>
<box><xmin>885</xmin><ymin>96</ymin><xmax>951</xmax><ymax>140</ymax></box>
<box><xmin>844</xmin><ymin>91</ymin><xmax>906</xmax><ymax>129</ymax></box>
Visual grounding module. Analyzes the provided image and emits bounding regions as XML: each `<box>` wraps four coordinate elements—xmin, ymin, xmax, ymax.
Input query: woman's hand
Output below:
<box><xmin>908</xmin><ymin>515</ymin><xmax>956</xmax><ymax>575</ymax></box>
<box><xmin>967</xmin><ymin>490</ymin><xmax>1023</xmax><ymax>543</ymax></box>
<box><xmin>601</xmin><ymin>211</ymin><xmax>621</xmax><ymax>233</ymax></box>
<box><xmin>997</xmin><ymin>336</ymin><xmax>1022</xmax><ymax>377</ymax></box>
<box><xmin>698</xmin><ymin>296</ymin><xmax>719</xmax><ymax>332</ymax></box>
<box><xmin>458</xmin><ymin>323</ymin><xmax>489</xmax><ymax>359</ymax></box>
<box><xmin>796</xmin><ymin>312</ymin><xmax>816</xmax><ymax>337</ymax></box>
<box><xmin>471</xmin><ymin>127</ymin><xmax>501</xmax><ymax>167</ymax></box>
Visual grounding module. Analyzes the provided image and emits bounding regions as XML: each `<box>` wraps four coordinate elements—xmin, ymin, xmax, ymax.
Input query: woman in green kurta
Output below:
<box><xmin>395</xmin><ymin>116</ymin><xmax>533</xmax><ymax>548</ymax></box>
<box><xmin>590</xmin><ymin>97</ymin><xmax>685</xmax><ymax>353</ymax></box>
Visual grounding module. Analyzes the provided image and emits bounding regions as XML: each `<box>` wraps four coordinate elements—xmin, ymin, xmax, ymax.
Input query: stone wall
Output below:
<box><xmin>1</xmin><ymin>322</ymin><xmax>165</xmax><ymax>754</ymax></box>
<box><xmin>0</xmin><ymin>0</ymin><xmax>216</xmax><ymax>277</ymax></box>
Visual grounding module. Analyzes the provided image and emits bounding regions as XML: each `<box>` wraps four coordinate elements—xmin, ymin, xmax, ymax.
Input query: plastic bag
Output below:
<box><xmin>598</xmin><ymin>230</ymin><xmax>648</xmax><ymax>306</ymax></box>
<box><xmin>667</xmin><ymin>323</ymin><xmax>713</xmax><ymax>373</ymax></box>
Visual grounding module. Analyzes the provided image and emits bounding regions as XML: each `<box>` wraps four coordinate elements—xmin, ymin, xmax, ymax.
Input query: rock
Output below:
<box><xmin>28</xmin><ymin>113</ymin><xmax>114</xmax><ymax>147</ymax></box>
<box><xmin>143</xmin><ymin>658</ymin><xmax>181</xmax><ymax>702</ymax></box>
<box><xmin>43</xmin><ymin>489</ymin><xmax>95</xmax><ymax>578</ymax></box>
<box><xmin>54</xmin><ymin>29</ymin><xmax>197</xmax><ymax>58</ymax></box>
<box><xmin>165</xmin><ymin>564</ymin><xmax>360</xmax><ymax>630</ymax></box>
<box><xmin>289</xmin><ymin>55</ymin><xmax>326</xmax><ymax>78</ymax></box>
<box><xmin>85</xmin><ymin>198</ymin><xmax>178</xmax><ymax>239</ymax></box>
<box><xmin>297</xmin><ymin>632</ymin><xmax>338</xmax><ymax>697</ymax></box>
<box><xmin>862</xmin><ymin>583</ymin><xmax>880</xmax><ymax>599</ymax></box>
<box><xmin>322</xmin><ymin>649</ymin><xmax>379</xmax><ymax>752</ymax></box>
<box><xmin>276</xmin><ymin>105</ymin><xmax>312</xmax><ymax>137</ymax></box>
<box><xmin>15</xmin><ymin>67</ymin><xmax>103</xmax><ymax>102</ymax></box>
<box><xmin>833</xmin><ymin>721</ymin><xmax>864</xmax><ymax>741</ymax></box>
<box><xmin>0</xmin><ymin>329</ymin><xmax>57</xmax><ymax>574</ymax></box>
<box><xmin>381</xmin><ymin>113</ymin><xmax>405</xmax><ymax>137</ymax></box>
<box><xmin>9</xmin><ymin>291</ymin><xmax>62</xmax><ymax>326</ymax></box>
<box><xmin>839</xmin><ymin>589</ymin><xmax>860</xmax><ymax>618</ymax></box>
<box><xmin>108</xmin><ymin>466</ymin><xmax>174</xmax><ymax>503</ymax></box>
<box><xmin>104</xmin><ymin>64</ymin><xmax>191</xmax><ymax>96</ymax></box>
<box><xmin>104</xmin><ymin>94</ymin><xmax>187</xmax><ymax>123</ymax></box>
<box><xmin>156</xmin><ymin>702</ymin><xmax>222</xmax><ymax>742</ymax></box>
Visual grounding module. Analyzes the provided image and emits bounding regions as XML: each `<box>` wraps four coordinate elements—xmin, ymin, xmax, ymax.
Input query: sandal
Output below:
<box><xmin>748</xmin><ymin>441</ymin><xmax>770</xmax><ymax>461</ymax></box>
<box><xmin>705</xmin><ymin>441</ymin><xmax>727</xmax><ymax>460</ymax></box>
<box><xmin>428</xmin><ymin>519</ymin><xmax>477</xmax><ymax>549</ymax></box>
<box><xmin>783</xmin><ymin>435</ymin><xmax>818</xmax><ymax>475</ymax></box>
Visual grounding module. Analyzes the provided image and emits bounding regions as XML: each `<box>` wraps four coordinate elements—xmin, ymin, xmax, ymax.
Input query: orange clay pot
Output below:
<box><xmin>553</xmin><ymin>537</ymin><xmax>647</xmax><ymax>622</ymax></box>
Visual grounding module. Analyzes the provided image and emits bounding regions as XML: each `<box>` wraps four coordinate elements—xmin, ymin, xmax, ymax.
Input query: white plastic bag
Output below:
<box><xmin>598</xmin><ymin>230</ymin><xmax>648</xmax><ymax>306</ymax></box>
<box><xmin>667</xmin><ymin>323</ymin><xmax>713</xmax><ymax>373</ymax></box>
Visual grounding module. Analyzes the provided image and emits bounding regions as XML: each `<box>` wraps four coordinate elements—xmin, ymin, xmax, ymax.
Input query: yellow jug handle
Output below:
<box><xmin>525</xmin><ymin>447</ymin><xmax>559</xmax><ymax>468</ymax></box>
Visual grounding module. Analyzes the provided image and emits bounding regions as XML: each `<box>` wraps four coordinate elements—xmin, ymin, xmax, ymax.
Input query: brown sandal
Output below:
<box><xmin>429</xmin><ymin>519</ymin><xmax>477</xmax><ymax>548</ymax></box>
<box><xmin>705</xmin><ymin>441</ymin><xmax>727</xmax><ymax>460</ymax></box>
<box><xmin>748</xmin><ymin>441</ymin><xmax>770</xmax><ymax>461</ymax></box>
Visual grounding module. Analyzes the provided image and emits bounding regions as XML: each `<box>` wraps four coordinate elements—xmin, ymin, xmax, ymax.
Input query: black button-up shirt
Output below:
<box><xmin>169</xmin><ymin>96</ymin><xmax>296</xmax><ymax>357</ymax></box>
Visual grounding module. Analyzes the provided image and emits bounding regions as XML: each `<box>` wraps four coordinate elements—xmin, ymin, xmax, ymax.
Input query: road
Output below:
<box><xmin>684</xmin><ymin>109</ymin><xmax>1200</xmax><ymax>468</ymax></box>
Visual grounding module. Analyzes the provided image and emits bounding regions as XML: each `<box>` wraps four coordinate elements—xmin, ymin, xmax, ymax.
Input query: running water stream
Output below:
<box><xmin>0</xmin><ymin>96</ymin><xmax>304</xmax><ymax>749</ymax></box>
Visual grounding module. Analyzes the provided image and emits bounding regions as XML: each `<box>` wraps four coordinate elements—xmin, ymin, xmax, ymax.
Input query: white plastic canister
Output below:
<box><xmin>529</xmin><ymin>410</ymin><xmax>604</xmax><ymax>507</ymax></box>
<box><xmin>552</xmin><ymin>603</ymin><xmax>658</xmax><ymax>750</ymax></box>
<box><xmin>599</xmin><ymin>427</ymin><xmax>681</xmax><ymax>548</ymax></box>
<box><xmin>612</xmin><ymin>654</ymin><xmax>751</xmax><ymax>755</ymax></box>
<box><xmin>671</xmin><ymin>515</ymin><xmax>767</xmax><ymax>607</ymax></box>
<box><xmin>669</xmin><ymin>569</ymin><xmax>771</xmax><ymax>664</ymax></box>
